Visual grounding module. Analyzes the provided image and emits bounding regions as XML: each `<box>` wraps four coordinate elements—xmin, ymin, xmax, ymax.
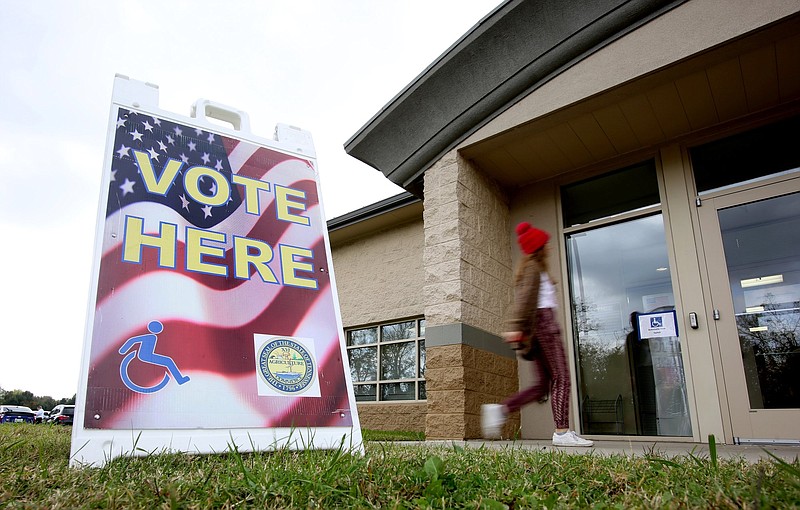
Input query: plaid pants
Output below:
<box><xmin>503</xmin><ymin>308</ymin><xmax>571</xmax><ymax>429</ymax></box>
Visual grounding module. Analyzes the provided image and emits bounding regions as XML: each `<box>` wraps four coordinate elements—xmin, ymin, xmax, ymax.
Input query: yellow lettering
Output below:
<box><xmin>185</xmin><ymin>166</ymin><xmax>231</xmax><ymax>206</ymax></box>
<box><xmin>185</xmin><ymin>228</ymin><xmax>227</xmax><ymax>276</ymax></box>
<box><xmin>275</xmin><ymin>186</ymin><xmax>310</xmax><ymax>226</ymax></box>
<box><xmin>232</xmin><ymin>174</ymin><xmax>271</xmax><ymax>215</ymax></box>
<box><xmin>122</xmin><ymin>216</ymin><xmax>177</xmax><ymax>268</ymax></box>
<box><xmin>120</xmin><ymin>219</ymin><xmax>320</xmax><ymax>289</ymax></box>
<box><xmin>132</xmin><ymin>150</ymin><xmax>183</xmax><ymax>196</ymax></box>
<box><xmin>233</xmin><ymin>237</ymin><xmax>278</xmax><ymax>283</ymax></box>
<box><xmin>279</xmin><ymin>245</ymin><xmax>317</xmax><ymax>289</ymax></box>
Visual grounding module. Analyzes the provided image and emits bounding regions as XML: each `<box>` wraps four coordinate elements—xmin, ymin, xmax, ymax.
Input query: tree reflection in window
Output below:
<box><xmin>347</xmin><ymin>328</ymin><xmax>377</xmax><ymax>346</ymax></box>
<box><xmin>349</xmin><ymin>347</ymin><xmax>377</xmax><ymax>382</ymax></box>
<box><xmin>381</xmin><ymin>342</ymin><xmax>415</xmax><ymax>380</ymax></box>
<box><xmin>735</xmin><ymin>296</ymin><xmax>800</xmax><ymax>409</ymax></box>
<box><xmin>381</xmin><ymin>321</ymin><xmax>415</xmax><ymax>341</ymax></box>
<box><xmin>346</xmin><ymin>318</ymin><xmax>425</xmax><ymax>402</ymax></box>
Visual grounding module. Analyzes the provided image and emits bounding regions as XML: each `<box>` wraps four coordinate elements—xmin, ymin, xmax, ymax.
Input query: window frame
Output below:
<box><xmin>560</xmin><ymin>158</ymin><xmax>693</xmax><ymax>437</ymax></box>
<box><xmin>345</xmin><ymin>317</ymin><xmax>426</xmax><ymax>402</ymax></box>
<box><xmin>561</xmin><ymin>160</ymin><xmax>660</xmax><ymax>229</ymax></box>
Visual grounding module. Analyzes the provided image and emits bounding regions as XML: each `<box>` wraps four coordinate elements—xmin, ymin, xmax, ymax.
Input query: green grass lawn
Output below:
<box><xmin>2</xmin><ymin>424</ymin><xmax>798</xmax><ymax>509</ymax></box>
<box><xmin>363</xmin><ymin>429</ymin><xmax>425</xmax><ymax>442</ymax></box>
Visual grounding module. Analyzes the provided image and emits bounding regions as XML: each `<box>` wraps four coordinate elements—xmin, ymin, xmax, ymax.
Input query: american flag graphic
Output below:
<box><xmin>85</xmin><ymin>108</ymin><xmax>353</xmax><ymax>429</ymax></box>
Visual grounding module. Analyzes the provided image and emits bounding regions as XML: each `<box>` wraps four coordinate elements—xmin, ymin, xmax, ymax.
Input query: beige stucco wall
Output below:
<box><xmin>330</xmin><ymin>217</ymin><xmax>426</xmax><ymax>433</ymax></box>
<box><xmin>332</xmin><ymin>218</ymin><xmax>424</xmax><ymax>328</ymax></box>
<box><xmin>506</xmin><ymin>179</ymin><xmax>567</xmax><ymax>438</ymax></box>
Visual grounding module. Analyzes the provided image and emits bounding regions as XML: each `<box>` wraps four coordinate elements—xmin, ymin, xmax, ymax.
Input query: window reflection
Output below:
<box><xmin>561</xmin><ymin>160</ymin><xmax>659</xmax><ymax>227</ymax></box>
<box><xmin>347</xmin><ymin>328</ymin><xmax>377</xmax><ymax>346</ymax></box>
<box><xmin>354</xmin><ymin>384</ymin><xmax>377</xmax><ymax>402</ymax></box>
<box><xmin>720</xmin><ymin>192</ymin><xmax>800</xmax><ymax>409</ymax></box>
<box><xmin>345</xmin><ymin>318</ymin><xmax>426</xmax><ymax>402</ymax></box>
<box><xmin>381</xmin><ymin>382</ymin><xmax>415</xmax><ymax>401</ymax></box>
<box><xmin>567</xmin><ymin>214</ymin><xmax>691</xmax><ymax>436</ymax></box>
<box><xmin>418</xmin><ymin>340</ymin><xmax>426</xmax><ymax>377</ymax></box>
<box><xmin>381</xmin><ymin>342</ymin><xmax>415</xmax><ymax>380</ymax></box>
<box><xmin>381</xmin><ymin>321</ymin><xmax>416</xmax><ymax>341</ymax></box>
<box><xmin>349</xmin><ymin>347</ymin><xmax>377</xmax><ymax>382</ymax></box>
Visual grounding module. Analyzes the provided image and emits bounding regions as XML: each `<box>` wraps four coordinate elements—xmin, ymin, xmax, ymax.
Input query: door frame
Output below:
<box><xmin>696</xmin><ymin>175</ymin><xmax>800</xmax><ymax>441</ymax></box>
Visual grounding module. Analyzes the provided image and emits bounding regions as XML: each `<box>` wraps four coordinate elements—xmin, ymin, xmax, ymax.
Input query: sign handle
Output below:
<box><xmin>191</xmin><ymin>99</ymin><xmax>252</xmax><ymax>133</ymax></box>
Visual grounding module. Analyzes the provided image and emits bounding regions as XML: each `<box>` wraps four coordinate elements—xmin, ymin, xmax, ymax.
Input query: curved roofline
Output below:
<box><xmin>344</xmin><ymin>1</ymin><xmax>505</xmax><ymax>150</ymax></box>
<box><xmin>344</xmin><ymin>0</ymin><xmax>686</xmax><ymax>189</ymax></box>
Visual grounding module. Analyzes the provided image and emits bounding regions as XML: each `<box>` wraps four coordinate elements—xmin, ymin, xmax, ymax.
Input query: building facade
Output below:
<box><xmin>339</xmin><ymin>0</ymin><xmax>800</xmax><ymax>443</ymax></box>
<box><xmin>327</xmin><ymin>196</ymin><xmax>428</xmax><ymax>432</ymax></box>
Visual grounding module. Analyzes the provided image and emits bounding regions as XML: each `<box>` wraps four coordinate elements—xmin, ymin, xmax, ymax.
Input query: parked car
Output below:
<box><xmin>0</xmin><ymin>405</ymin><xmax>35</xmax><ymax>424</ymax></box>
<box><xmin>48</xmin><ymin>405</ymin><xmax>75</xmax><ymax>426</ymax></box>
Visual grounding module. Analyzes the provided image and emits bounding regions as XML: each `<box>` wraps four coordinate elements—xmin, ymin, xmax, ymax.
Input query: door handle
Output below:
<box><xmin>713</xmin><ymin>309</ymin><xmax>721</xmax><ymax>320</ymax></box>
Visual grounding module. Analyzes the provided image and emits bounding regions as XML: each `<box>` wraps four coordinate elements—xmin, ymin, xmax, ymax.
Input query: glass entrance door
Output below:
<box><xmin>566</xmin><ymin>214</ymin><xmax>692</xmax><ymax>437</ymax></box>
<box><xmin>698</xmin><ymin>181</ymin><xmax>800</xmax><ymax>440</ymax></box>
<box><xmin>561</xmin><ymin>160</ymin><xmax>692</xmax><ymax>437</ymax></box>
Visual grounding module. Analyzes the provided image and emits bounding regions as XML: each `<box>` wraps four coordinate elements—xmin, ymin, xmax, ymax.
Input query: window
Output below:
<box><xmin>346</xmin><ymin>318</ymin><xmax>426</xmax><ymax>402</ymax></box>
<box><xmin>691</xmin><ymin>115</ymin><xmax>800</xmax><ymax>193</ymax></box>
<box><xmin>561</xmin><ymin>160</ymin><xmax>659</xmax><ymax>227</ymax></box>
<box><xmin>563</xmin><ymin>161</ymin><xmax>692</xmax><ymax>436</ymax></box>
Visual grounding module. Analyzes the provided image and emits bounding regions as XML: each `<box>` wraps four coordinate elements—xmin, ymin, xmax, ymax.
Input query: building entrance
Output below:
<box><xmin>562</xmin><ymin>160</ymin><xmax>692</xmax><ymax>437</ymax></box>
<box><xmin>698</xmin><ymin>181</ymin><xmax>800</xmax><ymax>441</ymax></box>
<box><xmin>566</xmin><ymin>215</ymin><xmax>692</xmax><ymax>437</ymax></box>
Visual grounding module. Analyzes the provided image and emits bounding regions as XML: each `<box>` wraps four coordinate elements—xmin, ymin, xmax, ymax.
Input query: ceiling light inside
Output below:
<box><xmin>740</xmin><ymin>275</ymin><xmax>783</xmax><ymax>288</ymax></box>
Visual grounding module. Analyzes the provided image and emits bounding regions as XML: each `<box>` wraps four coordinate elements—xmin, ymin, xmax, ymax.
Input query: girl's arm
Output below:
<box><xmin>506</xmin><ymin>258</ymin><xmax>542</xmax><ymax>337</ymax></box>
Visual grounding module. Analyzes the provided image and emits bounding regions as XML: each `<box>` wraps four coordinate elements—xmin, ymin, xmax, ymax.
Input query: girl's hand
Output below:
<box><xmin>502</xmin><ymin>331</ymin><xmax>524</xmax><ymax>344</ymax></box>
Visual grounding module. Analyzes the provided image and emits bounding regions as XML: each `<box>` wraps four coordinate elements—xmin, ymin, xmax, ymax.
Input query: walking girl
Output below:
<box><xmin>481</xmin><ymin>222</ymin><xmax>593</xmax><ymax>447</ymax></box>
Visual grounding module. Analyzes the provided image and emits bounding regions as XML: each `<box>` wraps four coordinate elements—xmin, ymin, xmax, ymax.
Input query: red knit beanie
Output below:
<box><xmin>516</xmin><ymin>222</ymin><xmax>550</xmax><ymax>255</ymax></box>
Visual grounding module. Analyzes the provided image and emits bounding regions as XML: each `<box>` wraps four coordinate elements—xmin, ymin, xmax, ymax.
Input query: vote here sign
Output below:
<box><xmin>71</xmin><ymin>76</ymin><xmax>362</xmax><ymax>466</ymax></box>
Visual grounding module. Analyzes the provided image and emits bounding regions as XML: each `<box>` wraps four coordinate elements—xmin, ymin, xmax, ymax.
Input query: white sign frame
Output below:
<box><xmin>71</xmin><ymin>75</ymin><xmax>362</xmax><ymax>467</ymax></box>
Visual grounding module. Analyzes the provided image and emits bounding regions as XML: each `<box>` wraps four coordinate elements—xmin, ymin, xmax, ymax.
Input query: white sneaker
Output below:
<box><xmin>481</xmin><ymin>404</ymin><xmax>506</xmax><ymax>439</ymax></box>
<box><xmin>552</xmin><ymin>430</ymin><xmax>593</xmax><ymax>447</ymax></box>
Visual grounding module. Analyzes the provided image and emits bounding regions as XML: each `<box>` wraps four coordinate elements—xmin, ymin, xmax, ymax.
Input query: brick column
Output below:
<box><xmin>423</xmin><ymin>151</ymin><xmax>517</xmax><ymax>439</ymax></box>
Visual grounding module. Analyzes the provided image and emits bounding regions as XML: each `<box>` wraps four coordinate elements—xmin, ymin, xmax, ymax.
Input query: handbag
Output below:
<box><xmin>509</xmin><ymin>334</ymin><xmax>540</xmax><ymax>361</ymax></box>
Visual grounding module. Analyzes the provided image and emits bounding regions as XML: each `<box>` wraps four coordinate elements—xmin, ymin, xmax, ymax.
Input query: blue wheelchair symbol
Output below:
<box><xmin>650</xmin><ymin>316</ymin><xmax>663</xmax><ymax>328</ymax></box>
<box><xmin>119</xmin><ymin>320</ymin><xmax>190</xmax><ymax>394</ymax></box>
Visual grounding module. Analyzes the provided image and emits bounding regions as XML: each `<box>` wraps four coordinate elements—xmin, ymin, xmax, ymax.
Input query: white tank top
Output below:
<box><xmin>539</xmin><ymin>273</ymin><xmax>557</xmax><ymax>309</ymax></box>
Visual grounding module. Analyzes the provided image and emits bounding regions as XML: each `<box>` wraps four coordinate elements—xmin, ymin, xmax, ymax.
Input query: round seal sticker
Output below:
<box><xmin>257</xmin><ymin>338</ymin><xmax>315</xmax><ymax>394</ymax></box>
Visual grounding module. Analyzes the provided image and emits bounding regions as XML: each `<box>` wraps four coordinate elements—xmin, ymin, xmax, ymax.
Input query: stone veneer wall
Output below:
<box><xmin>423</xmin><ymin>153</ymin><xmax>512</xmax><ymax>331</ymax></box>
<box><xmin>423</xmin><ymin>151</ymin><xmax>516</xmax><ymax>439</ymax></box>
<box><xmin>357</xmin><ymin>403</ymin><xmax>427</xmax><ymax>433</ymax></box>
<box><xmin>425</xmin><ymin>344</ymin><xmax>520</xmax><ymax>439</ymax></box>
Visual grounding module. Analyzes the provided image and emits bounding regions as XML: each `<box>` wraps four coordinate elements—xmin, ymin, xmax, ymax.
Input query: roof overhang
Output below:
<box><xmin>344</xmin><ymin>0</ymin><xmax>685</xmax><ymax>190</ymax></box>
<box><xmin>327</xmin><ymin>192</ymin><xmax>422</xmax><ymax>246</ymax></box>
<box><xmin>461</xmin><ymin>10</ymin><xmax>800</xmax><ymax>188</ymax></box>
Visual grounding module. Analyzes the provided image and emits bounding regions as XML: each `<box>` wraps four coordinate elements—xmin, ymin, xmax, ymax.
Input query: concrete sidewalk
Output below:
<box><xmin>414</xmin><ymin>439</ymin><xmax>800</xmax><ymax>463</ymax></box>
